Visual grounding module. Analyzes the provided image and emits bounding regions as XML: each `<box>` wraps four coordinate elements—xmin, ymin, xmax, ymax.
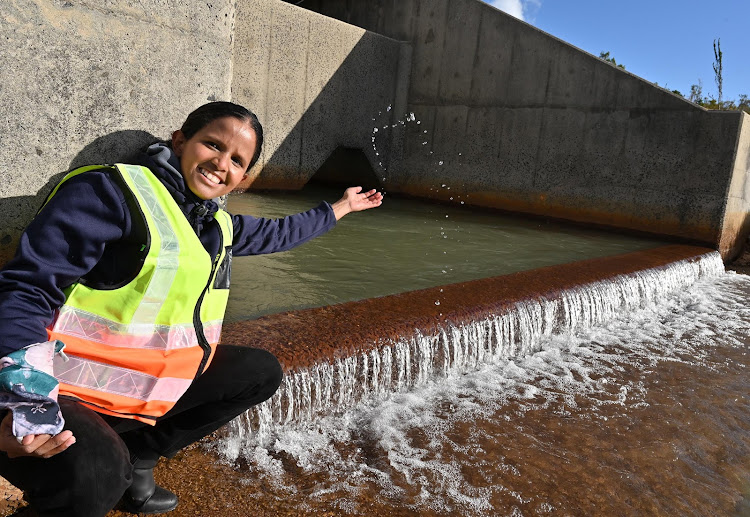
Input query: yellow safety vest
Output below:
<box><xmin>45</xmin><ymin>164</ymin><xmax>233</xmax><ymax>424</ymax></box>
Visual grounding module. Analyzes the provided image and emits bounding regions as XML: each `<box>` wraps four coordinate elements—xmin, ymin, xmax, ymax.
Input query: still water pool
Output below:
<box><xmin>225</xmin><ymin>185</ymin><xmax>664</xmax><ymax>321</ymax></box>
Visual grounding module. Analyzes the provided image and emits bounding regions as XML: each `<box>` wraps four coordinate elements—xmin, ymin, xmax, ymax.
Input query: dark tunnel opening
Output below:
<box><xmin>308</xmin><ymin>147</ymin><xmax>383</xmax><ymax>192</ymax></box>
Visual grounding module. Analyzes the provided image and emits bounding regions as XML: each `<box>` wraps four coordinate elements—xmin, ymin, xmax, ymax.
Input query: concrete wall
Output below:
<box><xmin>231</xmin><ymin>0</ymin><xmax>409</xmax><ymax>190</ymax></box>
<box><xmin>719</xmin><ymin>111</ymin><xmax>750</xmax><ymax>259</ymax></box>
<box><xmin>1</xmin><ymin>0</ymin><xmax>748</xmax><ymax>262</ymax></box>
<box><xmin>0</xmin><ymin>0</ymin><xmax>236</xmax><ymax>263</ymax></box>
<box><xmin>299</xmin><ymin>0</ymin><xmax>750</xmax><ymax>259</ymax></box>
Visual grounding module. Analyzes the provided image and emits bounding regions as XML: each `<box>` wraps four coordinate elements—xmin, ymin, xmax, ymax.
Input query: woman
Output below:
<box><xmin>0</xmin><ymin>101</ymin><xmax>382</xmax><ymax>516</ymax></box>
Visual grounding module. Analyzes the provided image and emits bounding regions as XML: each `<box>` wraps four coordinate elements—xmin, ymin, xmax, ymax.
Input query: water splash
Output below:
<box><xmin>222</xmin><ymin>252</ymin><xmax>725</xmax><ymax>454</ymax></box>
<box><xmin>370</xmin><ymin>107</ymin><xmax>420</xmax><ymax>176</ymax></box>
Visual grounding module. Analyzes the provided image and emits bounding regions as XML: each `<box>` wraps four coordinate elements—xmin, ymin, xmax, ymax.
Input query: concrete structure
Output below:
<box><xmin>0</xmin><ymin>0</ymin><xmax>747</xmax><ymax>504</ymax></box>
<box><xmin>232</xmin><ymin>0</ymin><xmax>409</xmax><ymax>191</ymax></box>
<box><xmin>297</xmin><ymin>0</ymin><xmax>750</xmax><ymax>261</ymax></box>
<box><xmin>0</xmin><ymin>0</ymin><xmax>235</xmax><ymax>262</ymax></box>
<box><xmin>0</xmin><ymin>0</ymin><xmax>748</xmax><ymax>266</ymax></box>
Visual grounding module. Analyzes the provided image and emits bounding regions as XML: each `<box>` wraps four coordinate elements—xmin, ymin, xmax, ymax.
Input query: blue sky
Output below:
<box><xmin>485</xmin><ymin>0</ymin><xmax>748</xmax><ymax>101</ymax></box>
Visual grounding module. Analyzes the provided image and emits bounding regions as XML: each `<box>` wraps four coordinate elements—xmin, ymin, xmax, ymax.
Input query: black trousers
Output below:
<box><xmin>0</xmin><ymin>345</ymin><xmax>282</xmax><ymax>517</ymax></box>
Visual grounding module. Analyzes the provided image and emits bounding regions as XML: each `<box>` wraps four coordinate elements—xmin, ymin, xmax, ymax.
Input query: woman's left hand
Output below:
<box><xmin>331</xmin><ymin>187</ymin><xmax>384</xmax><ymax>220</ymax></box>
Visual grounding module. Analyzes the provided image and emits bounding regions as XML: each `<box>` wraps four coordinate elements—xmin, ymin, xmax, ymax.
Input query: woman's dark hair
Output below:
<box><xmin>180</xmin><ymin>101</ymin><xmax>264</xmax><ymax>170</ymax></box>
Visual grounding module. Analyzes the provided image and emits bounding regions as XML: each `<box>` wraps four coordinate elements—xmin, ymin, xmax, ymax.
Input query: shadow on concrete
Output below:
<box><xmin>68</xmin><ymin>130</ymin><xmax>159</xmax><ymax>170</ymax></box>
<box><xmin>309</xmin><ymin>147</ymin><xmax>383</xmax><ymax>192</ymax></box>
<box><xmin>248</xmin><ymin>30</ymin><xmax>403</xmax><ymax>190</ymax></box>
<box><xmin>1</xmin><ymin>130</ymin><xmax>158</xmax><ymax>264</ymax></box>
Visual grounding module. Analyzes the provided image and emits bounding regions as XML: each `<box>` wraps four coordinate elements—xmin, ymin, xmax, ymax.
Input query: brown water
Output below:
<box><xmin>189</xmin><ymin>267</ymin><xmax>750</xmax><ymax>516</ymax></box>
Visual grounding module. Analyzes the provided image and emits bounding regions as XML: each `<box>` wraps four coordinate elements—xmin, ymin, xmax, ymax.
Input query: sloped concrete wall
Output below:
<box><xmin>298</xmin><ymin>0</ymin><xmax>749</xmax><ymax>259</ymax></box>
<box><xmin>1</xmin><ymin>0</ymin><xmax>748</xmax><ymax>263</ymax></box>
<box><xmin>0</xmin><ymin>0</ymin><xmax>235</xmax><ymax>263</ymax></box>
<box><xmin>232</xmin><ymin>0</ymin><xmax>409</xmax><ymax>190</ymax></box>
<box><xmin>719</xmin><ymin>111</ymin><xmax>750</xmax><ymax>259</ymax></box>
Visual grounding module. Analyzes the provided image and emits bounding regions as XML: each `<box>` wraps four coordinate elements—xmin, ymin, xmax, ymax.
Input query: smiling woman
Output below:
<box><xmin>0</xmin><ymin>100</ymin><xmax>382</xmax><ymax>516</ymax></box>
<box><xmin>171</xmin><ymin>104</ymin><xmax>261</xmax><ymax>200</ymax></box>
<box><xmin>173</xmin><ymin>117</ymin><xmax>257</xmax><ymax>199</ymax></box>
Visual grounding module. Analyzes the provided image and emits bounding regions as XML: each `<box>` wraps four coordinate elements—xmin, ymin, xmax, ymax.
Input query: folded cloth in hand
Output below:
<box><xmin>0</xmin><ymin>340</ymin><xmax>66</xmax><ymax>439</ymax></box>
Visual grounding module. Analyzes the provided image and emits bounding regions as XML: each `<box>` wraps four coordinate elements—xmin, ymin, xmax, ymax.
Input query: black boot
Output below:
<box><xmin>120</xmin><ymin>459</ymin><xmax>179</xmax><ymax>515</ymax></box>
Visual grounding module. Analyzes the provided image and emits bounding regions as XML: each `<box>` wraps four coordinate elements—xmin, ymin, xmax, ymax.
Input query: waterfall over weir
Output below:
<box><xmin>221</xmin><ymin>246</ymin><xmax>724</xmax><ymax>456</ymax></box>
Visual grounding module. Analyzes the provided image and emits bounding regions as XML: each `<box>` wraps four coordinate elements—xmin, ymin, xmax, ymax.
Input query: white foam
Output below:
<box><xmin>217</xmin><ymin>256</ymin><xmax>750</xmax><ymax>514</ymax></box>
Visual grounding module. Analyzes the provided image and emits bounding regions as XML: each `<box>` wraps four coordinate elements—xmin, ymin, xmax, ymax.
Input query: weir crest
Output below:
<box><xmin>222</xmin><ymin>250</ymin><xmax>724</xmax><ymax>458</ymax></box>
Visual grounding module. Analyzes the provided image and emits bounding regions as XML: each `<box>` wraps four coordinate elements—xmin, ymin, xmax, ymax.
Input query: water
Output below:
<box><xmin>225</xmin><ymin>185</ymin><xmax>664</xmax><ymax>321</ymax></box>
<box><xmin>208</xmin><ymin>253</ymin><xmax>750</xmax><ymax>516</ymax></box>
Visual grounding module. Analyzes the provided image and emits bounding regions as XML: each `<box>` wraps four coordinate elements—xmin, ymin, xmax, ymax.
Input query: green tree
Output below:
<box><xmin>688</xmin><ymin>81</ymin><xmax>704</xmax><ymax>104</ymax></box>
<box><xmin>687</xmin><ymin>40</ymin><xmax>748</xmax><ymax>114</ymax></box>
<box><xmin>738</xmin><ymin>94</ymin><xmax>749</xmax><ymax>112</ymax></box>
<box><xmin>599</xmin><ymin>51</ymin><xmax>625</xmax><ymax>70</ymax></box>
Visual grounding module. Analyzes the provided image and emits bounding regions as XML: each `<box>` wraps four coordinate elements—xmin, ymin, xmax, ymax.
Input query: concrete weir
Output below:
<box><xmin>221</xmin><ymin>244</ymin><xmax>722</xmax><ymax>445</ymax></box>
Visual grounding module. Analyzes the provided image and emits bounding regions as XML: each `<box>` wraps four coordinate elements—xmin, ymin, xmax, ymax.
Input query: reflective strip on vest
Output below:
<box><xmin>54</xmin><ymin>354</ymin><xmax>192</xmax><ymax>403</ymax></box>
<box><xmin>122</xmin><ymin>164</ymin><xmax>180</xmax><ymax>326</ymax></box>
<box><xmin>52</xmin><ymin>305</ymin><xmax>222</xmax><ymax>350</ymax></box>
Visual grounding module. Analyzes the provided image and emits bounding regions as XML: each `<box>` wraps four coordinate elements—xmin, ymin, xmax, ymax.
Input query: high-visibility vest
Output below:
<box><xmin>45</xmin><ymin>164</ymin><xmax>234</xmax><ymax>424</ymax></box>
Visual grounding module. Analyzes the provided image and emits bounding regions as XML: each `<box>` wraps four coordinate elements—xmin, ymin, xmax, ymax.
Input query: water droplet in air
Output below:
<box><xmin>435</xmin><ymin>301</ymin><xmax>441</xmax><ymax>305</ymax></box>
<box><xmin>439</xmin><ymin>161</ymin><xmax>444</xmax><ymax>165</ymax></box>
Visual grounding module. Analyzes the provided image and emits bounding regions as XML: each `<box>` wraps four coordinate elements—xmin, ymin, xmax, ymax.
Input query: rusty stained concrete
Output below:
<box><xmin>222</xmin><ymin>244</ymin><xmax>716</xmax><ymax>373</ymax></box>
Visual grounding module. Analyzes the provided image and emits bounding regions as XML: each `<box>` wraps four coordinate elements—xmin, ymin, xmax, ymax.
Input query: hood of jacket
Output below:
<box><xmin>135</xmin><ymin>142</ymin><xmax>219</xmax><ymax>236</ymax></box>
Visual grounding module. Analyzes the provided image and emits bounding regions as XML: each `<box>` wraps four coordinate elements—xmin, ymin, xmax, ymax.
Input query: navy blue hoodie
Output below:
<box><xmin>0</xmin><ymin>144</ymin><xmax>336</xmax><ymax>356</ymax></box>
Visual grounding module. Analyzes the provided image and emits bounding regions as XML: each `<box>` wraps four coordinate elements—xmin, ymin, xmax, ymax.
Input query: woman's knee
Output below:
<box><xmin>216</xmin><ymin>346</ymin><xmax>283</xmax><ymax>404</ymax></box>
<box><xmin>254</xmin><ymin>348</ymin><xmax>283</xmax><ymax>402</ymax></box>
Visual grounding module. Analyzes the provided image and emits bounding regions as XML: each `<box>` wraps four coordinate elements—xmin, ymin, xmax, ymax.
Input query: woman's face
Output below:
<box><xmin>172</xmin><ymin>116</ymin><xmax>257</xmax><ymax>200</ymax></box>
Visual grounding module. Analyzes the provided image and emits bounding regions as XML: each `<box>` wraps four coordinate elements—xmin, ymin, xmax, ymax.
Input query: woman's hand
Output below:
<box><xmin>0</xmin><ymin>412</ymin><xmax>76</xmax><ymax>459</ymax></box>
<box><xmin>331</xmin><ymin>187</ymin><xmax>384</xmax><ymax>220</ymax></box>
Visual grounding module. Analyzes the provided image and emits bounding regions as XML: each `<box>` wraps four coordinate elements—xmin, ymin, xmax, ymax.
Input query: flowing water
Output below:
<box><xmin>213</xmin><ymin>188</ymin><xmax>750</xmax><ymax>515</ymax></box>
<box><xmin>212</xmin><ymin>254</ymin><xmax>750</xmax><ymax>516</ymax></box>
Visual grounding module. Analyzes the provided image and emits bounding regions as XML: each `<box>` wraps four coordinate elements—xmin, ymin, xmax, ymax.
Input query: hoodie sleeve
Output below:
<box><xmin>231</xmin><ymin>201</ymin><xmax>337</xmax><ymax>256</ymax></box>
<box><xmin>0</xmin><ymin>172</ymin><xmax>130</xmax><ymax>357</ymax></box>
